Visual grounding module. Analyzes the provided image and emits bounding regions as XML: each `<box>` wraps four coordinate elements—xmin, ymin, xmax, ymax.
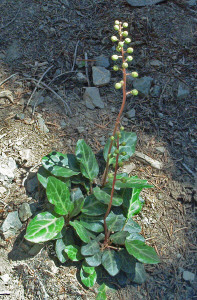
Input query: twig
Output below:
<box><xmin>24</xmin><ymin>78</ymin><xmax>72</xmax><ymax>115</ymax></box>
<box><xmin>181</xmin><ymin>162</ymin><xmax>196</xmax><ymax>178</ymax></box>
<box><xmin>71</xmin><ymin>40</ymin><xmax>79</xmax><ymax>71</ymax></box>
<box><xmin>0</xmin><ymin>8</ymin><xmax>20</xmax><ymax>29</ymax></box>
<box><xmin>0</xmin><ymin>73</ymin><xmax>18</xmax><ymax>87</ymax></box>
<box><xmin>25</xmin><ymin>65</ymin><xmax>53</xmax><ymax>110</ymax></box>
<box><xmin>85</xmin><ymin>52</ymin><xmax>90</xmax><ymax>87</ymax></box>
<box><xmin>0</xmin><ymin>90</ymin><xmax>14</xmax><ymax>103</ymax></box>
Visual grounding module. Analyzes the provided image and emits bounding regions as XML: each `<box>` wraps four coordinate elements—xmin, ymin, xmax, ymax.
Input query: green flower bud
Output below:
<box><xmin>120</xmin><ymin>80</ymin><xmax>124</xmax><ymax>86</ymax></box>
<box><xmin>122</xmin><ymin>62</ymin><xmax>128</xmax><ymax>69</ymax></box>
<box><xmin>118</xmin><ymin>41</ymin><xmax>124</xmax><ymax>47</ymax></box>
<box><xmin>116</xmin><ymin>46</ymin><xmax>122</xmax><ymax>52</ymax></box>
<box><xmin>122</xmin><ymin>31</ymin><xmax>128</xmax><ymax>37</ymax></box>
<box><xmin>111</xmin><ymin>36</ymin><xmax>118</xmax><ymax>42</ymax></box>
<box><xmin>123</xmin><ymin>22</ymin><xmax>128</xmax><ymax>28</ymax></box>
<box><xmin>108</xmin><ymin>173</ymin><xmax>114</xmax><ymax>178</ymax></box>
<box><xmin>131</xmin><ymin>71</ymin><xmax>138</xmax><ymax>78</ymax></box>
<box><xmin>115</xmin><ymin>149</ymin><xmax>119</xmax><ymax>154</ymax></box>
<box><xmin>121</xmin><ymin>142</ymin><xmax>126</xmax><ymax>146</ymax></box>
<box><xmin>110</xmin><ymin>136</ymin><xmax>115</xmax><ymax>141</ymax></box>
<box><xmin>131</xmin><ymin>89</ymin><xmax>138</xmax><ymax>96</ymax></box>
<box><xmin>115</xmin><ymin>20</ymin><xmax>120</xmax><ymax>25</ymax></box>
<box><xmin>121</xmin><ymin>177</ymin><xmax>127</xmax><ymax>183</ymax></box>
<box><xmin>117</xmin><ymin>131</ymin><xmax>121</xmax><ymax>138</ymax></box>
<box><xmin>127</xmin><ymin>56</ymin><xmax>133</xmax><ymax>62</ymax></box>
<box><xmin>125</xmin><ymin>38</ymin><xmax>131</xmax><ymax>44</ymax></box>
<box><xmin>121</xmin><ymin>151</ymin><xmax>127</xmax><ymax>156</ymax></box>
<box><xmin>119</xmin><ymin>162</ymin><xmax>123</xmax><ymax>167</ymax></box>
<box><xmin>113</xmin><ymin>65</ymin><xmax>119</xmax><ymax>71</ymax></box>
<box><xmin>114</xmin><ymin>25</ymin><xmax>119</xmax><ymax>31</ymax></box>
<box><xmin>111</xmin><ymin>55</ymin><xmax>119</xmax><ymax>61</ymax></box>
<box><xmin>127</xmin><ymin>47</ymin><xmax>134</xmax><ymax>53</ymax></box>
<box><xmin>120</xmin><ymin>126</ymin><xmax>124</xmax><ymax>131</ymax></box>
<box><xmin>115</xmin><ymin>82</ymin><xmax>122</xmax><ymax>89</ymax></box>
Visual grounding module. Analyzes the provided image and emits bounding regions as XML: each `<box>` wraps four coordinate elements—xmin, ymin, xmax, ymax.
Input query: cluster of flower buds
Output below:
<box><xmin>111</xmin><ymin>20</ymin><xmax>139</xmax><ymax>96</ymax></box>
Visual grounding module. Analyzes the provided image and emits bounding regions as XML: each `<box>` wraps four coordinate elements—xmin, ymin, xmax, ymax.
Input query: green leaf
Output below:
<box><xmin>106</xmin><ymin>212</ymin><xmax>126</xmax><ymax>232</ymax></box>
<box><xmin>125</xmin><ymin>240</ymin><xmax>160</xmax><ymax>264</ymax></box>
<box><xmin>102</xmin><ymin>250</ymin><xmax>121</xmax><ymax>276</ymax></box>
<box><xmin>96</xmin><ymin>283</ymin><xmax>107</xmax><ymax>300</ymax></box>
<box><xmin>76</xmin><ymin>139</ymin><xmax>99</xmax><ymax>181</ymax></box>
<box><xmin>55</xmin><ymin>228</ymin><xmax>74</xmax><ymax>263</ymax></box>
<box><xmin>37</xmin><ymin>166</ymin><xmax>52</xmax><ymax>188</ymax></box>
<box><xmin>46</xmin><ymin>176</ymin><xmax>74</xmax><ymax>215</ymax></box>
<box><xmin>82</xmin><ymin>262</ymin><xmax>95</xmax><ymax>275</ymax></box>
<box><xmin>85</xmin><ymin>252</ymin><xmax>102</xmax><ymax>267</ymax></box>
<box><xmin>81</xmin><ymin>240</ymin><xmax>100</xmax><ymax>256</ymax></box>
<box><xmin>125</xmin><ymin>188</ymin><xmax>143</xmax><ymax>218</ymax></box>
<box><xmin>110</xmin><ymin>231</ymin><xmax>130</xmax><ymax>245</ymax></box>
<box><xmin>64</xmin><ymin>244</ymin><xmax>83</xmax><ymax>261</ymax></box>
<box><xmin>69</xmin><ymin>188</ymin><xmax>84</xmax><ymax>218</ymax></box>
<box><xmin>118</xmin><ymin>249</ymin><xmax>136</xmax><ymax>273</ymax></box>
<box><xmin>123</xmin><ymin>218</ymin><xmax>141</xmax><ymax>233</ymax></box>
<box><xmin>80</xmin><ymin>267</ymin><xmax>97</xmax><ymax>287</ymax></box>
<box><xmin>25</xmin><ymin>212</ymin><xmax>64</xmax><ymax>243</ymax></box>
<box><xmin>82</xmin><ymin>194</ymin><xmax>107</xmax><ymax>216</ymax></box>
<box><xmin>127</xmin><ymin>233</ymin><xmax>145</xmax><ymax>242</ymax></box>
<box><xmin>104</xmin><ymin>131</ymin><xmax>137</xmax><ymax>165</ymax></box>
<box><xmin>80</xmin><ymin>215</ymin><xmax>104</xmax><ymax>233</ymax></box>
<box><xmin>71</xmin><ymin>174</ymin><xmax>90</xmax><ymax>192</ymax></box>
<box><xmin>93</xmin><ymin>187</ymin><xmax>123</xmax><ymax>206</ymax></box>
<box><xmin>108</xmin><ymin>174</ymin><xmax>152</xmax><ymax>189</ymax></box>
<box><xmin>42</xmin><ymin>152</ymin><xmax>80</xmax><ymax>178</ymax></box>
<box><xmin>69</xmin><ymin>220</ymin><xmax>95</xmax><ymax>243</ymax></box>
<box><xmin>128</xmin><ymin>262</ymin><xmax>147</xmax><ymax>284</ymax></box>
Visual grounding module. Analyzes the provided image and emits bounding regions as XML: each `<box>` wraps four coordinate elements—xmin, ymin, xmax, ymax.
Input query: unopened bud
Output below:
<box><xmin>115</xmin><ymin>20</ymin><xmax>120</xmax><ymax>25</ymax></box>
<box><xmin>120</xmin><ymin>126</ymin><xmax>124</xmax><ymax>131</ymax></box>
<box><xmin>114</xmin><ymin>25</ymin><xmax>119</xmax><ymax>31</ymax></box>
<box><xmin>111</xmin><ymin>36</ymin><xmax>118</xmax><ymax>42</ymax></box>
<box><xmin>127</xmin><ymin>47</ymin><xmax>134</xmax><ymax>54</ymax></box>
<box><xmin>122</xmin><ymin>31</ymin><xmax>128</xmax><ymax>37</ymax></box>
<box><xmin>123</xmin><ymin>22</ymin><xmax>128</xmax><ymax>28</ymax></box>
<box><xmin>131</xmin><ymin>89</ymin><xmax>138</xmax><ymax>96</ymax></box>
<box><xmin>113</xmin><ymin>65</ymin><xmax>119</xmax><ymax>71</ymax></box>
<box><xmin>127</xmin><ymin>56</ymin><xmax>133</xmax><ymax>62</ymax></box>
<box><xmin>115</xmin><ymin>82</ymin><xmax>122</xmax><ymax>89</ymax></box>
<box><xmin>122</xmin><ymin>62</ymin><xmax>128</xmax><ymax>69</ymax></box>
<box><xmin>111</xmin><ymin>55</ymin><xmax>119</xmax><ymax>61</ymax></box>
<box><xmin>125</xmin><ymin>38</ymin><xmax>131</xmax><ymax>44</ymax></box>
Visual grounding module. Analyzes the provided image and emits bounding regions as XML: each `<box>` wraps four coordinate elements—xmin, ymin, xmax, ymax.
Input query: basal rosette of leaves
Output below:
<box><xmin>24</xmin><ymin>20</ymin><xmax>160</xmax><ymax>297</ymax></box>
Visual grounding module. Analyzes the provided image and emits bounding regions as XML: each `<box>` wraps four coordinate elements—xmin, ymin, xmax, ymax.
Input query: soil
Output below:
<box><xmin>0</xmin><ymin>0</ymin><xmax>196</xmax><ymax>299</ymax></box>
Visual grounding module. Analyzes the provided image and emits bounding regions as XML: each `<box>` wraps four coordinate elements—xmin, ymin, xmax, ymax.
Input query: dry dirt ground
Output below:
<box><xmin>0</xmin><ymin>0</ymin><xmax>197</xmax><ymax>299</ymax></box>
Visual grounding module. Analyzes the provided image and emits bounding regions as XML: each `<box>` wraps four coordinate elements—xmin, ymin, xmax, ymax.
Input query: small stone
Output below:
<box><xmin>83</xmin><ymin>87</ymin><xmax>104</xmax><ymax>109</ymax></box>
<box><xmin>133</xmin><ymin>76</ymin><xmax>153</xmax><ymax>96</ymax></box>
<box><xmin>0</xmin><ymin>155</ymin><xmax>17</xmax><ymax>184</ymax></box>
<box><xmin>28</xmin><ymin>243</ymin><xmax>44</xmax><ymax>256</ymax></box>
<box><xmin>0</xmin><ymin>211</ymin><xmax>22</xmax><ymax>239</ymax></box>
<box><xmin>156</xmin><ymin>146</ymin><xmax>166</xmax><ymax>153</ymax></box>
<box><xmin>149</xmin><ymin>59</ymin><xmax>163</xmax><ymax>67</ymax></box>
<box><xmin>60</xmin><ymin>120</ymin><xmax>66</xmax><ymax>129</ymax></box>
<box><xmin>151</xmin><ymin>85</ymin><xmax>161</xmax><ymax>97</ymax></box>
<box><xmin>26</xmin><ymin>175</ymin><xmax>39</xmax><ymax>193</ymax></box>
<box><xmin>0</xmin><ymin>274</ymin><xmax>10</xmax><ymax>284</ymax></box>
<box><xmin>76</xmin><ymin>72</ymin><xmax>87</xmax><ymax>84</ymax></box>
<box><xmin>126</xmin><ymin>108</ymin><xmax>136</xmax><ymax>119</ymax></box>
<box><xmin>168</xmin><ymin>121</ymin><xmax>173</xmax><ymax>127</ymax></box>
<box><xmin>92</xmin><ymin>66</ymin><xmax>111</xmax><ymax>86</ymax></box>
<box><xmin>15</xmin><ymin>113</ymin><xmax>25</xmax><ymax>120</ymax></box>
<box><xmin>121</xmin><ymin>163</ymin><xmax>136</xmax><ymax>174</ymax></box>
<box><xmin>37</xmin><ymin>115</ymin><xmax>49</xmax><ymax>133</ymax></box>
<box><xmin>0</xmin><ymin>186</ymin><xmax>6</xmax><ymax>194</ymax></box>
<box><xmin>18</xmin><ymin>203</ymin><xmax>33</xmax><ymax>222</ymax></box>
<box><xmin>126</xmin><ymin>0</ymin><xmax>164</xmax><ymax>6</ymax></box>
<box><xmin>99</xmin><ymin>136</ymin><xmax>106</xmax><ymax>146</ymax></box>
<box><xmin>77</xmin><ymin>126</ymin><xmax>85</xmax><ymax>134</ymax></box>
<box><xmin>177</xmin><ymin>84</ymin><xmax>190</xmax><ymax>100</ymax></box>
<box><xmin>95</xmin><ymin>55</ymin><xmax>110</xmax><ymax>68</ymax></box>
<box><xmin>183</xmin><ymin>271</ymin><xmax>195</xmax><ymax>282</ymax></box>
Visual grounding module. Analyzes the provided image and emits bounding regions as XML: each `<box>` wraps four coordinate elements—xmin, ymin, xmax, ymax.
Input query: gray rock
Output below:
<box><xmin>177</xmin><ymin>84</ymin><xmax>190</xmax><ymax>100</ymax></box>
<box><xmin>95</xmin><ymin>55</ymin><xmax>110</xmax><ymax>68</ymax></box>
<box><xmin>60</xmin><ymin>120</ymin><xmax>67</xmax><ymax>129</ymax></box>
<box><xmin>15</xmin><ymin>113</ymin><xmax>25</xmax><ymax>120</ymax></box>
<box><xmin>126</xmin><ymin>0</ymin><xmax>164</xmax><ymax>6</ymax></box>
<box><xmin>5</xmin><ymin>40</ymin><xmax>23</xmax><ymax>63</ymax></box>
<box><xmin>37</xmin><ymin>115</ymin><xmax>49</xmax><ymax>133</ymax></box>
<box><xmin>76</xmin><ymin>72</ymin><xmax>87</xmax><ymax>84</ymax></box>
<box><xmin>0</xmin><ymin>154</ymin><xmax>17</xmax><ymax>185</ymax></box>
<box><xmin>133</xmin><ymin>76</ymin><xmax>153</xmax><ymax>96</ymax></box>
<box><xmin>92</xmin><ymin>66</ymin><xmax>111</xmax><ymax>86</ymax></box>
<box><xmin>183</xmin><ymin>271</ymin><xmax>195</xmax><ymax>282</ymax></box>
<box><xmin>83</xmin><ymin>87</ymin><xmax>104</xmax><ymax>109</ymax></box>
<box><xmin>0</xmin><ymin>211</ymin><xmax>22</xmax><ymax>239</ymax></box>
<box><xmin>0</xmin><ymin>274</ymin><xmax>10</xmax><ymax>284</ymax></box>
<box><xmin>18</xmin><ymin>203</ymin><xmax>33</xmax><ymax>222</ymax></box>
<box><xmin>149</xmin><ymin>59</ymin><xmax>163</xmax><ymax>67</ymax></box>
<box><xmin>156</xmin><ymin>146</ymin><xmax>166</xmax><ymax>153</ymax></box>
<box><xmin>77</xmin><ymin>126</ymin><xmax>85</xmax><ymax>134</ymax></box>
<box><xmin>151</xmin><ymin>85</ymin><xmax>161</xmax><ymax>97</ymax></box>
<box><xmin>26</xmin><ymin>175</ymin><xmax>39</xmax><ymax>193</ymax></box>
<box><xmin>126</xmin><ymin>108</ymin><xmax>136</xmax><ymax>119</ymax></box>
